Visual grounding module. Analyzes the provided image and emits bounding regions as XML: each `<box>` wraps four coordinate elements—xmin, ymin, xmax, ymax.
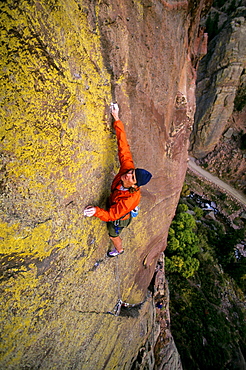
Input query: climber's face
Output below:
<box><xmin>121</xmin><ymin>169</ymin><xmax>137</xmax><ymax>188</ymax></box>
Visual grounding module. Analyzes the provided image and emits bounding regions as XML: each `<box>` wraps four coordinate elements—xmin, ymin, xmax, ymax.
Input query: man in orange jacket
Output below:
<box><xmin>84</xmin><ymin>104</ymin><xmax>152</xmax><ymax>257</ymax></box>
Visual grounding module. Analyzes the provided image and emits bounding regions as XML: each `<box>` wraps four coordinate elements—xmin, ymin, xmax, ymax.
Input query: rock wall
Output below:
<box><xmin>0</xmin><ymin>0</ymin><xmax>210</xmax><ymax>368</ymax></box>
<box><xmin>190</xmin><ymin>2</ymin><xmax>246</xmax><ymax>159</ymax></box>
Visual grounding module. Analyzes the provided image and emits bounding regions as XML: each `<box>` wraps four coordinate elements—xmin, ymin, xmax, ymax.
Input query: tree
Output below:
<box><xmin>166</xmin><ymin>205</ymin><xmax>200</xmax><ymax>278</ymax></box>
<box><xmin>194</xmin><ymin>206</ymin><xmax>204</xmax><ymax>219</ymax></box>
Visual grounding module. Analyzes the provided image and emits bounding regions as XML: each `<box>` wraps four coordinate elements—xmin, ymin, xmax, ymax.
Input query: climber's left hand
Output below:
<box><xmin>84</xmin><ymin>206</ymin><xmax>96</xmax><ymax>217</ymax></box>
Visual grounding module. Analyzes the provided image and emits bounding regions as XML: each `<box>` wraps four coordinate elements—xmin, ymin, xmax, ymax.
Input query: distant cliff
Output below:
<box><xmin>0</xmin><ymin>0</ymin><xmax>211</xmax><ymax>368</ymax></box>
<box><xmin>190</xmin><ymin>0</ymin><xmax>246</xmax><ymax>192</ymax></box>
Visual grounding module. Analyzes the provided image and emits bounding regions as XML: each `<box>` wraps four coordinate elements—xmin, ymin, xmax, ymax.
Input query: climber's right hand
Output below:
<box><xmin>110</xmin><ymin>103</ymin><xmax>119</xmax><ymax>121</ymax></box>
<box><xmin>84</xmin><ymin>206</ymin><xmax>96</xmax><ymax>217</ymax></box>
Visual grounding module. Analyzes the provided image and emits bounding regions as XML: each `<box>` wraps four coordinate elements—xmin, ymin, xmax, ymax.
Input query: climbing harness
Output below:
<box><xmin>112</xmin><ymin>219</ymin><xmax>122</xmax><ymax>236</ymax></box>
<box><xmin>113</xmin><ymin>207</ymin><xmax>139</xmax><ymax>235</ymax></box>
<box><xmin>112</xmin><ymin>212</ymin><xmax>130</xmax><ymax>235</ymax></box>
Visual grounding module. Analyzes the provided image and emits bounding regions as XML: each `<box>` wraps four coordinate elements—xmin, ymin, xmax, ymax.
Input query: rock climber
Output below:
<box><xmin>84</xmin><ymin>103</ymin><xmax>152</xmax><ymax>257</ymax></box>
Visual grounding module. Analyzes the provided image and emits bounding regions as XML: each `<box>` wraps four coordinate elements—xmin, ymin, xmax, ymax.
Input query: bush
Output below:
<box><xmin>166</xmin><ymin>205</ymin><xmax>200</xmax><ymax>278</ymax></box>
<box><xmin>181</xmin><ymin>183</ymin><xmax>190</xmax><ymax>197</ymax></box>
<box><xmin>194</xmin><ymin>206</ymin><xmax>204</xmax><ymax>219</ymax></box>
<box><xmin>176</xmin><ymin>203</ymin><xmax>188</xmax><ymax>213</ymax></box>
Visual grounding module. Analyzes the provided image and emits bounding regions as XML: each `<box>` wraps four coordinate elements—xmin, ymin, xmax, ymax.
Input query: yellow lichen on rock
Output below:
<box><xmin>1</xmin><ymin>266</ymin><xmax>48</xmax><ymax>366</ymax></box>
<box><xmin>0</xmin><ymin>1</ymin><xmax>116</xmax><ymax>366</ymax></box>
<box><xmin>0</xmin><ymin>0</ymin><xmax>198</xmax><ymax>367</ymax></box>
<box><xmin>0</xmin><ymin>0</ymin><xmax>113</xmax><ymax>243</ymax></box>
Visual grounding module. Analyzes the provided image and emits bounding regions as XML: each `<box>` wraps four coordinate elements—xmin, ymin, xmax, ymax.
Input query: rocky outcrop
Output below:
<box><xmin>0</xmin><ymin>0</ymin><xmax>211</xmax><ymax>368</ymax></box>
<box><xmin>190</xmin><ymin>2</ymin><xmax>246</xmax><ymax>160</ymax></box>
<box><xmin>153</xmin><ymin>255</ymin><xmax>183</xmax><ymax>370</ymax></box>
<box><xmin>132</xmin><ymin>254</ymin><xmax>183</xmax><ymax>370</ymax></box>
<box><xmin>195</xmin><ymin>112</ymin><xmax>246</xmax><ymax>193</ymax></box>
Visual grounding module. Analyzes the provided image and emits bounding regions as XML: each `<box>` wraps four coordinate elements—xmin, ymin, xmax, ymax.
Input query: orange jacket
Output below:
<box><xmin>94</xmin><ymin>120</ymin><xmax>140</xmax><ymax>222</ymax></box>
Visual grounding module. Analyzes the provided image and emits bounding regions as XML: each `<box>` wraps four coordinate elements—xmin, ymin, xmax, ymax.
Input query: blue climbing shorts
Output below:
<box><xmin>107</xmin><ymin>217</ymin><xmax>132</xmax><ymax>238</ymax></box>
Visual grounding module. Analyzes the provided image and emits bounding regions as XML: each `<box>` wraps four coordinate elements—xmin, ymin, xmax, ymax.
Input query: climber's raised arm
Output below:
<box><xmin>111</xmin><ymin>103</ymin><xmax>134</xmax><ymax>172</ymax></box>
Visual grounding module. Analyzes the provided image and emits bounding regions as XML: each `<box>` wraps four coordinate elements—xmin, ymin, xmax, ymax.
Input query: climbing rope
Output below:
<box><xmin>107</xmin><ymin>255</ymin><xmax>123</xmax><ymax>316</ymax></box>
<box><xmin>115</xmin><ymin>254</ymin><xmax>121</xmax><ymax>300</ymax></box>
<box><xmin>107</xmin><ymin>255</ymin><xmax>143</xmax><ymax>316</ymax></box>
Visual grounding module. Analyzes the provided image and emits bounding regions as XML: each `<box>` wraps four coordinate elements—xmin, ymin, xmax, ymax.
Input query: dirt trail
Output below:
<box><xmin>188</xmin><ymin>157</ymin><xmax>246</xmax><ymax>207</ymax></box>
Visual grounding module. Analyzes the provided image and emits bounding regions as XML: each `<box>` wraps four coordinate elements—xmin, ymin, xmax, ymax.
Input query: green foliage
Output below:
<box><xmin>169</xmin><ymin>252</ymin><xmax>246</xmax><ymax>370</ymax></box>
<box><xmin>219</xmin><ymin>192</ymin><xmax>227</xmax><ymax>201</ymax></box>
<box><xmin>167</xmin><ymin>191</ymin><xmax>246</xmax><ymax>369</ymax></box>
<box><xmin>180</xmin><ymin>183</ymin><xmax>190</xmax><ymax>197</ymax></box>
<box><xmin>165</xmin><ymin>255</ymin><xmax>184</xmax><ymax>274</ymax></box>
<box><xmin>176</xmin><ymin>203</ymin><xmax>188</xmax><ymax>213</ymax></box>
<box><xmin>194</xmin><ymin>206</ymin><xmax>203</xmax><ymax>219</ymax></box>
<box><xmin>195</xmin><ymin>213</ymin><xmax>246</xmax><ymax>294</ymax></box>
<box><xmin>226</xmin><ymin>259</ymin><xmax>246</xmax><ymax>292</ymax></box>
<box><xmin>166</xmin><ymin>205</ymin><xmax>200</xmax><ymax>278</ymax></box>
<box><xmin>214</xmin><ymin>227</ymin><xmax>245</xmax><ymax>266</ymax></box>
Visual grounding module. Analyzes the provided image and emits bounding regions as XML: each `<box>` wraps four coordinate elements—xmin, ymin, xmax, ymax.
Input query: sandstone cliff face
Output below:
<box><xmin>0</xmin><ymin>0</ymin><xmax>210</xmax><ymax>368</ymax></box>
<box><xmin>192</xmin><ymin>1</ymin><xmax>246</xmax><ymax>161</ymax></box>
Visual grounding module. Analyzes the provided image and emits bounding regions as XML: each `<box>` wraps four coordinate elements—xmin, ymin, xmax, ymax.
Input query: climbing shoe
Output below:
<box><xmin>107</xmin><ymin>249</ymin><xmax>124</xmax><ymax>258</ymax></box>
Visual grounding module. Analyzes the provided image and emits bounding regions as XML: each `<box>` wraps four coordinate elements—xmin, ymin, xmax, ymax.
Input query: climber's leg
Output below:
<box><xmin>106</xmin><ymin>217</ymin><xmax>132</xmax><ymax>256</ymax></box>
<box><xmin>109</xmin><ymin>235</ymin><xmax>124</xmax><ymax>253</ymax></box>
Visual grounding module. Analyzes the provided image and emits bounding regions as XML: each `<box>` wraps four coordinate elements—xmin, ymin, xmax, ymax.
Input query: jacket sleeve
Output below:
<box><xmin>114</xmin><ymin>120</ymin><xmax>135</xmax><ymax>171</ymax></box>
<box><xmin>94</xmin><ymin>193</ymin><xmax>140</xmax><ymax>222</ymax></box>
